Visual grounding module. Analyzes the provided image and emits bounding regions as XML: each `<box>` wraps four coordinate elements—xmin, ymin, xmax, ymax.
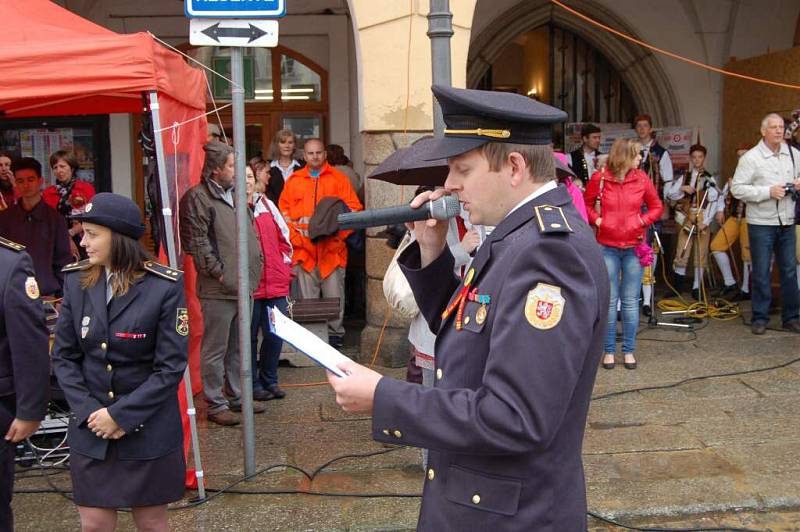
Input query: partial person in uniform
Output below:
<box><xmin>0</xmin><ymin>237</ymin><xmax>50</xmax><ymax>531</ymax></box>
<box><xmin>327</xmin><ymin>85</ymin><xmax>609</xmax><ymax>531</ymax></box>
<box><xmin>668</xmin><ymin>143</ymin><xmax>719</xmax><ymax>300</ymax></box>
<box><xmin>52</xmin><ymin>193</ymin><xmax>188</xmax><ymax>531</ymax></box>
<box><xmin>710</xmin><ymin>146</ymin><xmax>752</xmax><ymax>300</ymax></box>
<box><xmin>635</xmin><ymin>115</ymin><xmax>675</xmax><ymax>312</ymax></box>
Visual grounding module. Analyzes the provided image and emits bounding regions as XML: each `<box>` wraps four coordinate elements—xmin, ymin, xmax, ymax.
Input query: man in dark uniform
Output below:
<box><xmin>328</xmin><ymin>85</ymin><xmax>609</xmax><ymax>531</ymax></box>
<box><xmin>0</xmin><ymin>237</ymin><xmax>50</xmax><ymax>530</ymax></box>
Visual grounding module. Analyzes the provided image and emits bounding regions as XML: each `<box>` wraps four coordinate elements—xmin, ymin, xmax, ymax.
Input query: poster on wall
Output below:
<box><xmin>565</xmin><ymin>123</ymin><xmax>694</xmax><ymax>173</ymax></box>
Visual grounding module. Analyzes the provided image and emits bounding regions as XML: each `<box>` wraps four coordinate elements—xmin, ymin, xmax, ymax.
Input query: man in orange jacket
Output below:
<box><xmin>279</xmin><ymin>138</ymin><xmax>363</xmax><ymax>347</ymax></box>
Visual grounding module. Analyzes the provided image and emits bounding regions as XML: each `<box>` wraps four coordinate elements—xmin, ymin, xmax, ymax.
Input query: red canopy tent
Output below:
<box><xmin>0</xmin><ymin>0</ymin><xmax>208</xmax><ymax>496</ymax></box>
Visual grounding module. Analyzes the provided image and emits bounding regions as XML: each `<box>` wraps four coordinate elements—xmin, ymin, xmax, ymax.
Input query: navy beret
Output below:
<box><xmin>70</xmin><ymin>192</ymin><xmax>145</xmax><ymax>240</ymax></box>
<box><xmin>423</xmin><ymin>85</ymin><xmax>568</xmax><ymax>160</ymax></box>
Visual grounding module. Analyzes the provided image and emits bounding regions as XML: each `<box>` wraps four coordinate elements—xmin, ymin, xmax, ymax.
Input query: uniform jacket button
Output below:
<box><xmin>472</xmin><ymin>493</ymin><xmax>481</xmax><ymax>505</ymax></box>
<box><xmin>108</xmin><ymin>391</ymin><xmax>114</xmax><ymax>399</ymax></box>
<box><xmin>427</xmin><ymin>468</ymin><xmax>435</xmax><ymax>481</ymax></box>
<box><xmin>382</xmin><ymin>429</ymin><xmax>390</xmax><ymax>436</ymax></box>
<box><xmin>393</xmin><ymin>430</ymin><xmax>402</xmax><ymax>438</ymax></box>
<box><xmin>101</xmin><ymin>342</ymin><xmax>108</xmax><ymax>350</ymax></box>
<box><xmin>464</xmin><ymin>315</ymin><xmax>471</xmax><ymax>325</ymax></box>
<box><xmin>436</xmin><ymin>368</ymin><xmax>443</xmax><ymax>380</ymax></box>
<box><xmin>106</xmin><ymin>364</ymin><xmax>113</xmax><ymax>372</ymax></box>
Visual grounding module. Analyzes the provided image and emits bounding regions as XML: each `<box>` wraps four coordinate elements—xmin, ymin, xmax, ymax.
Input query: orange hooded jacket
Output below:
<box><xmin>279</xmin><ymin>162</ymin><xmax>363</xmax><ymax>279</ymax></box>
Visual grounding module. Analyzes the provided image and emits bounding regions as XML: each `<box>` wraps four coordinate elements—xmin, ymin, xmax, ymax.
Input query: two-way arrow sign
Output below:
<box><xmin>189</xmin><ymin>19</ymin><xmax>279</xmax><ymax>48</ymax></box>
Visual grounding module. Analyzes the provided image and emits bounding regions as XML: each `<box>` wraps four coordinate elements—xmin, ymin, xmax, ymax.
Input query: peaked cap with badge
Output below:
<box><xmin>51</xmin><ymin>192</ymin><xmax>188</xmax><ymax>509</ymax></box>
<box><xmin>370</xmin><ymin>85</ymin><xmax>610</xmax><ymax>530</ymax></box>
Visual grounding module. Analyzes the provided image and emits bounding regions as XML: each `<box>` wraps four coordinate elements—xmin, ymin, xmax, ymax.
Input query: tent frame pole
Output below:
<box><xmin>148</xmin><ymin>90</ymin><xmax>206</xmax><ymax>500</ymax></box>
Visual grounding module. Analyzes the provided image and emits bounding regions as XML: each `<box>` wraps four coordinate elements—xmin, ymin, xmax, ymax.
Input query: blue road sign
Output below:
<box><xmin>185</xmin><ymin>0</ymin><xmax>286</xmax><ymax>19</ymax></box>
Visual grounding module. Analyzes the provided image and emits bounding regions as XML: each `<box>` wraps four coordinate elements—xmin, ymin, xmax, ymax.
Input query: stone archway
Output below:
<box><xmin>468</xmin><ymin>0</ymin><xmax>682</xmax><ymax>126</ymax></box>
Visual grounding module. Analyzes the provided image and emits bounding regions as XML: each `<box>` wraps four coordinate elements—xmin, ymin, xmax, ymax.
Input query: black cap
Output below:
<box><xmin>71</xmin><ymin>192</ymin><xmax>145</xmax><ymax>239</ymax></box>
<box><xmin>422</xmin><ymin>85</ymin><xmax>568</xmax><ymax>160</ymax></box>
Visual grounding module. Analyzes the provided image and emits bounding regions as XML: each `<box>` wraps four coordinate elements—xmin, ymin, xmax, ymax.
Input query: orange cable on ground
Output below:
<box><xmin>282</xmin><ymin>307</ymin><xmax>393</xmax><ymax>388</ymax></box>
<box><xmin>551</xmin><ymin>0</ymin><xmax>800</xmax><ymax>91</ymax></box>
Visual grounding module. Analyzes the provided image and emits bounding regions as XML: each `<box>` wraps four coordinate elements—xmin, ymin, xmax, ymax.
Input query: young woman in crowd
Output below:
<box><xmin>267</xmin><ymin>129</ymin><xmax>304</xmax><ymax>203</ymax></box>
<box><xmin>584</xmin><ymin>139</ymin><xmax>663</xmax><ymax>370</ymax></box>
<box><xmin>247</xmin><ymin>166</ymin><xmax>293</xmax><ymax>401</ymax></box>
<box><xmin>43</xmin><ymin>150</ymin><xmax>95</xmax><ymax>260</ymax></box>
<box><xmin>52</xmin><ymin>193</ymin><xmax>187</xmax><ymax>531</ymax></box>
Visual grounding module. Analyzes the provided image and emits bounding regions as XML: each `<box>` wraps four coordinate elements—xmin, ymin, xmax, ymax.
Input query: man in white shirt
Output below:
<box><xmin>731</xmin><ymin>113</ymin><xmax>800</xmax><ymax>335</ymax></box>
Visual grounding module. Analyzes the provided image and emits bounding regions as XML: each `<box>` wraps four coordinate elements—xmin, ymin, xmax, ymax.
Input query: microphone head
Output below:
<box><xmin>430</xmin><ymin>194</ymin><xmax>461</xmax><ymax>220</ymax></box>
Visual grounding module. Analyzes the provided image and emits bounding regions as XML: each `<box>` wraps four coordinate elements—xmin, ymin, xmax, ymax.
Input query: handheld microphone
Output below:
<box><xmin>337</xmin><ymin>195</ymin><xmax>460</xmax><ymax>230</ymax></box>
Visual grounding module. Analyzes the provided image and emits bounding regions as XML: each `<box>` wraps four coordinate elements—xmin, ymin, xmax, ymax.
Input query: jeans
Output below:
<box><xmin>602</xmin><ymin>246</ymin><xmax>643</xmax><ymax>354</ymax></box>
<box><xmin>251</xmin><ymin>297</ymin><xmax>289</xmax><ymax>390</ymax></box>
<box><xmin>747</xmin><ymin>224</ymin><xmax>799</xmax><ymax>325</ymax></box>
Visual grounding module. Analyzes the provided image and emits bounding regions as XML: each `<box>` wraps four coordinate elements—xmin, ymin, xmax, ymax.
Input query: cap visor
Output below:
<box><xmin>420</xmin><ymin>137</ymin><xmax>488</xmax><ymax>161</ymax></box>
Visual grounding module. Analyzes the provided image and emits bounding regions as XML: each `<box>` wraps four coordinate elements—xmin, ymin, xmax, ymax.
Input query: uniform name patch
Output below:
<box><xmin>524</xmin><ymin>283</ymin><xmax>565</xmax><ymax>330</ymax></box>
<box><xmin>176</xmin><ymin>308</ymin><xmax>189</xmax><ymax>336</ymax></box>
<box><xmin>25</xmin><ymin>277</ymin><xmax>40</xmax><ymax>300</ymax></box>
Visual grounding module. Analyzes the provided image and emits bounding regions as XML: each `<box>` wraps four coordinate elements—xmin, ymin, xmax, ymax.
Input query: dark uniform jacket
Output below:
<box><xmin>52</xmin><ymin>261</ymin><xmax>188</xmax><ymax>460</ymax></box>
<box><xmin>179</xmin><ymin>178</ymin><xmax>263</xmax><ymax>300</ymax></box>
<box><xmin>374</xmin><ymin>185</ymin><xmax>609</xmax><ymax>531</ymax></box>
<box><xmin>0</xmin><ymin>239</ymin><xmax>50</xmax><ymax>425</ymax></box>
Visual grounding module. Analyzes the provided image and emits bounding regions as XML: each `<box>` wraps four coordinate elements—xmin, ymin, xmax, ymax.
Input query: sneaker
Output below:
<box><xmin>267</xmin><ymin>385</ymin><xmax>286</xmax><ymax>399</ymax></box>
<box><xmin>253</xmin><ymin>389</ymin><xmax>276</xmax><ymax>401</ymax></box>
<box><xmin>782</xmin><ymin>321</ymin><xmax>800</xmax><ymax>334</ymax></box>
<box><xmin>230</xmin><ymin>401</ymin><xmax>267</xmax><ymax>414</ymax></box>
<box><xmin>207</xmin><ymin>410</ymin><xmax>240</xmax><ymax>426</ymax></box>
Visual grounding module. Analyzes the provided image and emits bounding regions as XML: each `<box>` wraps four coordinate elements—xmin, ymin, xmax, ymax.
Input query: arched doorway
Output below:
<box><xmin>474</xmin><ymin>23</ymin><xmax>638</xmax><ymax>145</ymax></box>
<box><xmin>468</xmin><ymin>0</ymin><xmax>681</xmax><ymax>138</ymax></box>
<box><xmin>183</xmin><ymin>44</ymin><xmax>329</xmax><ymax>160</ymax></box>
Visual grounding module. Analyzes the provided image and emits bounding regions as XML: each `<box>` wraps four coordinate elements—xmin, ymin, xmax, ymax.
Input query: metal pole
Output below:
<box><xmin>427</xmin><ymin>0</ymin><xmax>453</xmax><ymax>136</ymax></box>
<box><xmin>148</xmin><ymin>91</ymin><xmax>206</xmax><ymax>499</ymax></box>
<box><xmin>230</xmin><ymin>47</ymin><xmax>256</xmax><ymax>478</ymax></box>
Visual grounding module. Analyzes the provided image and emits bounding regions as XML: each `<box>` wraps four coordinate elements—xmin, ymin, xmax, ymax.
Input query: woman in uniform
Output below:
<box><xmin>52</xmin><ymin>192</ymin><xmax>188</xmax><ymax>532</ymax></box>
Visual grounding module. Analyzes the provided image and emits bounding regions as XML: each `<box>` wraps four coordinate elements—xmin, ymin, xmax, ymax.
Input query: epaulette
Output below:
<box><xmin>534</xmin><ymin>205</ymin><xmax>574</xmax><ymax>234</ymax></box>
<box><xmin>62</xmin><ymin>259</ymin><xmax>92</xmax><ymax>272</ymax></box>
<box><xmin>143</xmin><ymin>261</ymin><xmax>181</xmax><ymax>281</ymax></box>
<box><xmin>0</xmin><ymin>236</ymin><xmax>25</xmax><ymax>252</ymax></box>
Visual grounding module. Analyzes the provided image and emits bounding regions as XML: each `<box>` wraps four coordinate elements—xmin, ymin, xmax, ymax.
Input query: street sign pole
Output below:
<box><xmin>186</xmin><ymin>0</ymin><xmax>285</xmax><ymax>484</ymax></box>
<box><xmin>231</xmin><ymin>45</ymin><xmax>256</xmax><ymax>478</ymax></box>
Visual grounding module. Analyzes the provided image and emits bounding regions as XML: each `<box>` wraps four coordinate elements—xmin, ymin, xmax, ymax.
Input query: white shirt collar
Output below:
<box><xmin>756</xmin><ymin>139</ymin><xmax>789</xmax><ymax>158</ymax></box>
<box><xmin>505</xmin><ymin>180</ymin><xmax>558</xmax><ymax>220</ymax></box>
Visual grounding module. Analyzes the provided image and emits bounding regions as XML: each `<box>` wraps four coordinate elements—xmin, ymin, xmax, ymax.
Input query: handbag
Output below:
<box><xmin>382</xmin><ymin>232</ymin><xmax>419</xmax><ymax>319</ymax></box>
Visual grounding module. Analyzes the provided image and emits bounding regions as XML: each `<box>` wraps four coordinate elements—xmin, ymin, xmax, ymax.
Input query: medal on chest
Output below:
<box><xmin>441</xmin><ymin>268</ymin><xmax>491</xmax><ymax>330</ymax></box>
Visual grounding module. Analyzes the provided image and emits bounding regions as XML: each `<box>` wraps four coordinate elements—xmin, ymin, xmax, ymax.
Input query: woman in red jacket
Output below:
<box><xmin>43</xmin><ymin>150</ymin><xmax>96</xmax><ymax>260</ymax></box>
<box><xmin>584</xmin><ymin>139</ymin><xmax>663</xmax><ymax>370</ymax></box>
<box><xmin>247</xmin><ymin>168</ymin><xmax>293</xmax><ymax>400</ymax></box>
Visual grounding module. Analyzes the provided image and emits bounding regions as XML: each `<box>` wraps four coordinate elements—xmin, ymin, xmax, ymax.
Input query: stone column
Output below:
<box><xmin>348</xmin><ymin>0</ymin><xmax>476</xmax><ymax>366</ymax></box>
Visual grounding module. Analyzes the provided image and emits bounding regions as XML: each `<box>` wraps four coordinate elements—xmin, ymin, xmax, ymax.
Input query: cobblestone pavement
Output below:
<box><xmin>13</xmin><ymin>303</ymin><xmax>800</xmax><ymax>531</ymax></box>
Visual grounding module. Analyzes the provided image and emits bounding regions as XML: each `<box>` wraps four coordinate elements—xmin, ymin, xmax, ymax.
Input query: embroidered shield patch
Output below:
<box><xmin>524</xmin><ymin>283</ymin><xmax>565</xmax><ymax>330</ymax></box>
<box><xmin>25</xmin><ymin>276</ymin><xmax>40</xmax><ymax>299</ymax></box>
<box><xmin>176</xmin><ymin>308</ymin><xmax>189</xmax><ymax>336</ymax></box>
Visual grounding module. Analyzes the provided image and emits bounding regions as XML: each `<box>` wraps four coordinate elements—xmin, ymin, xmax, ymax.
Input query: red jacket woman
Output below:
<box><xmin>584</xmin><ymin>167</ymin><xmax>663</xmax><ymax>248</ymax></box>
<box><xmin>252</xmin><ymin>195</ymin><xmax>293</xmax><ymax>298</ymax></box>
<box><xmin>583</xmin><ymin>139</ymin><xmax>663</xmax><ymax>372</ymax></box>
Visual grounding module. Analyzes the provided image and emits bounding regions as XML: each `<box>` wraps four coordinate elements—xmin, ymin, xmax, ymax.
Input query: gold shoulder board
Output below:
<box><xmin>143</xmin><ymin>261</ymin><xmax>181</xmax><ymax>281</ymax></box>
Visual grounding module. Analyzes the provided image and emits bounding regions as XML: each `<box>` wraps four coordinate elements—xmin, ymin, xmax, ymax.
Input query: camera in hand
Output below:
<box><xmin>783</xmin><ymin>183</ymin><xmax>799</xmax><ymax>200</ymax></box>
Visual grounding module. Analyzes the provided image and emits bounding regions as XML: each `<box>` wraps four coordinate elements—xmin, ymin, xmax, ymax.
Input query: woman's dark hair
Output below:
<box><xmin>49</xmin><ymin>150</ymin><xmax>80</xmax><ymax>174</ymax></box>
<box><xmin>326</xmin><ymin>144</ymin><xmax>348</xmax><ymax>166</ymax></box>
<box><xmin>81</xmin><ymin>232</ymin><xmax>153</xmax><ymax>296</ymax></box>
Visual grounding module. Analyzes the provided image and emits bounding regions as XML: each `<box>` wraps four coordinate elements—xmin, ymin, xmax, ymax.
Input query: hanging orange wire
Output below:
<box><xmin>551</xmin><ymin>0</ymin><xmax>800</xmax><ymax>91</ymax></box>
